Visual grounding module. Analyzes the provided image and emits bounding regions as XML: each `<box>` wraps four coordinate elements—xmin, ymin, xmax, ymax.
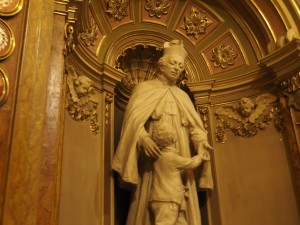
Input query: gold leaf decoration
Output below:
<box><xmin>280</xmin><ymin>72</ymin><xmax>300</xmax><ymax>110</ymax></box>
<box><xmin>181</xmin><ymin>7</ymin><xmax>212</xmax><ymax>39</ymax></box>
<box><xmin>144</xmin><ymin>0</ymin><xmax>171</xmax><ymax>18</ymax></box>
<box><xmin>210</xmin><ymin>44</ymin><xmax>237</xmax><ymax>69</ymax></box>
<box><xmin>106</xmin><ymin>0</ymin><xmax>128</xmax><ymax>21</ymax></box>
<box><xmin>80</xmin><ymin>18</ymin><xmax>98</xmax><ymax>46</ymax></box>
<box><xmin>65</xmin><ymin>65</ymin><xmax>99</xmax><ymax>135</ymax></box>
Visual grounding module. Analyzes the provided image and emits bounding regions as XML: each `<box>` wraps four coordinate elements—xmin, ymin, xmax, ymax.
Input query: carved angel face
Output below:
<box><xmin>239</xmin><ymin>97</ymin><xmax>255</xmax><ymax>117</ymax></box>
<box><xmin>159</xmin><ymin>55</ymin><xmax>185</xmax><ymax>84</ymax></box>
<box><xmin>74</xmin><ymin>76</ymin><xmax>92</xmax><ymax>97</ymax></box>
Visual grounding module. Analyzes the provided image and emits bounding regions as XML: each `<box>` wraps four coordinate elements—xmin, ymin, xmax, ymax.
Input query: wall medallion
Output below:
<box><xmin>215</xmin><ymin>94</ymin><xmax>284</xmax><ymax>143</ymax></box>
<box><xmin>0</xmin><ymin>0</ymin><xmax>23</xmax><ymax>16</ymax></box>
<box><xmin>0</xmin><ymin>67</ymin><xmax>9</xmax><ymax>106</ymax></box>
<box><xmin>0</xmin><ymin>18</ymin><xmax>15</xmax><ymax>60</ymax></box>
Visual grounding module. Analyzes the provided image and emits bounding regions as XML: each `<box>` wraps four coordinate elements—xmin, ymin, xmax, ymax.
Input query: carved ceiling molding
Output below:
<box><xmin>65</xmin><ymin>64</ymin><xmax>100</xmax><ymax>135</ymax></box>
<box><xmin>105</xmin><ymin>0</ymin><xmax>128</xmax><ymax>21</ymax></box>
<box><xmin>144</xmin><ymin>0</ymin><xmax>171</xmax><ymax>18</ymax></box>
<box><xmin>215</xmin><ymin>94</ymin><xmax>284</xmax><ymax>143</ymax></box>
<box><xmin>181</xmin><ymin>7</ymin><xmax>212</xmax><ymax>39</ymax></box>
<box><xmin>210</xmin><ymin>44</ymin><xmax>238</xmax><ymax>69</ymax></box>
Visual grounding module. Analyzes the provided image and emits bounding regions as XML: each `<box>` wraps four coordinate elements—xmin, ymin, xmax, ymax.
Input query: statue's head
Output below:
<box><xmin>152</xmin><ymin>122</ymin><xmax>177</xmax><ymax>148</ymax></box>
<box><xmin>158</xmin><ymin>40</ymin><xmax>187</xmax><ymax>84</ymax></box>
<box><xmin>74</xmin><ymin>76</ymin><xmax>93</xmax><ymax>97</ymax></box>
<box><xmin>238</xmin><ymin>97</ymin><xmax>255</xmax><ymax>117</ymax></box>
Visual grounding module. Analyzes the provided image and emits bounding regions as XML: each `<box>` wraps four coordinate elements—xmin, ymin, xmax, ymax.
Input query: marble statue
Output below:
<box><xmin>112</xmin><ymin>40</ymin><xmax>213</xmax><ymax>225</ymax></box>
<box><xmin>149</xmin><ymin>122</ymin><xmax>210</xmax><ymax>225</ymax></box>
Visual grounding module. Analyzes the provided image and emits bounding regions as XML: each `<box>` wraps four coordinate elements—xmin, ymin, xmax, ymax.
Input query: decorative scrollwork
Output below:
<box><xmin>63</xmin><ymin>23</ymin><xmax>75</xmax><ymax>56</ymax></box>
<box><xmin>198</xmin><ymin>106</ymin><xmax>209</xmax><ymax>131</ymax></box>
<box><xmin>215</xmin><ymin>94</ymin><xmax>284</xmax><ymax>143</ymax></box>
<box><xmin>79</xmin><ymin>18</ymin><xmax>98</xmax><ymax>46</ymax></box>
<box><xmin>280</xmin><ymin>72</ymin><xmax>300</xmax><ymax>110</ymax></box>
<box><xmin>65</xmin><ymin>65</ymin><xmax>99</xmax><ymax>134</ymax></box>
<box><xmin>106</xmin><ymin>0</ymin><xmax>128</xmax><ymax>21</ymax></box>
<box><xmin>144</xmin><ymin>0</ymin><xmax>171</xmax><ymax>18</ymax></box>
<box><xmin>210</xmin><ymin>44</ymin><xmax>238</xmax><ymax>69</ymax></box>
<box><xmin>181</xmin><ymin>7</ymin><xmax>212</xmax><ymax>39</ymax></box>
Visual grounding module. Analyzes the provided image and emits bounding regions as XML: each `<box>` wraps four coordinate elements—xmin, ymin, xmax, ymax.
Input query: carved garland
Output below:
<box><xmin>181</xmin><ymin>7</ymin><xmax>212</xmax><ymax>39</ymax></box>
<box><xmin>144</xmin><ymin>0</ymin><xmax>171</xmax><ymax>18</ymax></box>
<box><xmin>215</xmin><ymin>94</ymin><xmax>284</xmax><ymax>143</ymax></box>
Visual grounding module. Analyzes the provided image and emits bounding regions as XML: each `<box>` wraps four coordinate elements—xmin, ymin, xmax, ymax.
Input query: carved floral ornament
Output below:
<box><xmin>280</xmin><ymin>72</ymin><xmax>300</xmax><ymax>110</ymax></box>
<box><xmin>65</xmin><ymin>65</ymin><xmax>100</xmax><ymax>134</ymax></box>
<box><xmin>215</xmin><ymin>94</ymin><xmax>284</xmax><ymax>143</ymax></box>
<box><xmin>210</xmin><ymin>44</ymin><xmax>238</xmax><ymax>69</ymax></box>
<box><xmin>79</xmin><ymin>17</ymin><xmax>98</xmax><ymax>47</ymax></box>
<box><xmin>105</xmin><ymin>0</ymin><xmax>128</xmax><ymax>21</ymax></box>
<box><xmin>144</xmin><ymin>0</ymin><xmax>171</xmax><ymax>18</ymax></box>
<box><xmin>181</xmin><ymin>7</ymin><xmax>212</xmax><ymax>39</ymax></box>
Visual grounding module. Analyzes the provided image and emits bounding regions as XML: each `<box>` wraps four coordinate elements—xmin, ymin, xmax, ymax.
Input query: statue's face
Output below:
<box><xmin>161</xmin><ymin>55</ymin><xmax>185</xmax><ymax>83</ymax></box>
<box><xmin>75</xmin><ymin>77</ymin><xmax>91</xmax><ymax>97</ymax></box>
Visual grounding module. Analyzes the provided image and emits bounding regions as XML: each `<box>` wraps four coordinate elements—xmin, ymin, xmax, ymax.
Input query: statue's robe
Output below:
<box><xmin>112</xmin><ymin>78</ymin><xmax>213</xmax><ymax>225</ymax></box>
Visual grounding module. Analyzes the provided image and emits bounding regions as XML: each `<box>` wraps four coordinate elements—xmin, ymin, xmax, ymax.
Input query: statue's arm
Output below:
<box><xmin>137</xmin><ymin>126</ymin><xmax>161</xmax><ymax>159</ymax></box>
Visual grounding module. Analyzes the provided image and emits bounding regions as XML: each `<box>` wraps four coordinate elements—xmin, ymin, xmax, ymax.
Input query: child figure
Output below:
<box><xmin>149</xmin><ymin>122</ymin><xmax>210</xmax><ymax>225</ymax></box>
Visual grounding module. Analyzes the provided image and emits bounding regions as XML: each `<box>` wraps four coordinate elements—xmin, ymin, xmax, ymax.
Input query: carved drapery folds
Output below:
<box><xmin>65</xmin><ymin>65</ymin><xmax>99</xmax><ymax>134</ymax></box>
<box><xmin>210</xmin><ymin>44</ymin><xmax>238</xmax><ymax>69</ymax></box>
<box><xmin>105</xmin><ymin>0</ymin><xmax>128</xmax><ymax>21</ymax></box>
<box><xmin>79</xmin><ymin>17</ymin><xmax>98</xmax><ymax>47</ymax></box>
<box><xmin>144</xmin><ymin>0</ymin><xmax>171</xmax><ymax>18</ymax></box>
<box><xmin>215</xmin><ymin>94</ymin><xmax>284</xmax><ymax>143</ymax></box>
<box><xmin>280</xmin><ymin>72</ymin><xmax>300</xmax><ymax>110</ymax></box>
<box><xmin>181</xmin><ymin>7</ymin><xmax>212</xmax><ymax>39</ymax></box>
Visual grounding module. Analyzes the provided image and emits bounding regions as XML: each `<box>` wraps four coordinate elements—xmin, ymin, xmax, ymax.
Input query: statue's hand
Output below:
<box><xmin>142</xmin><ymin>136</ymin><xmax>161</xmax><ymax>159</ymax></box>
<box><xmin>197</xmin><ymin>141</ymin><xmax>213</xmax><ymax>161</ymax></box>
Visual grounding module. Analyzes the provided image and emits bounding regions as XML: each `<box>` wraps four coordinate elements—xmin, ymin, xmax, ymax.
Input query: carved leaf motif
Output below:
<box><xmin>181</xmin><ymin>7</ymin><xmax>212</xmax><ymax>39</ymax></box>
<box><xmin>106</xmin><ymin>0</ymin><xmax>128</xmax><ymax>21</ymax></box>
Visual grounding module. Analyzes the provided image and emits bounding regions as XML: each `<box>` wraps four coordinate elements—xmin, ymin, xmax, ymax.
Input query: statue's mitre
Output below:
<box><xmin>163</xmin><ymin>40</ymin><xmax>188</xmax><ymax>60</ymax></box>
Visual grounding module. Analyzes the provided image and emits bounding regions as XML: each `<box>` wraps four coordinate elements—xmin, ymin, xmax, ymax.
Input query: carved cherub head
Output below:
<box><xmin>74</xmin><ymin>76</ymin><xmax>93</xmax><ymax>98</ymax></box>
<box><xmin>152</xmin><ymin>122</ymin><xmax>177</xmax><ymax>148</ymax></box>
<box><xmin>238</xmin><ymin>97</ymin><xmax>255</xmax><ymax>118</ymax></box>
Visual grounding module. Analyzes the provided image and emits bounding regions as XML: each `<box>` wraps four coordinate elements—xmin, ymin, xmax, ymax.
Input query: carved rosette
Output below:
<box><xmin>144</xmin><ymin>0</ymin><xmax>171</xmax><ymax>18</ymax></box>
<box><xmin>65</xmin><ymin>65</ymin><xmax>100</xmax><ymax>135</ymax></box>
<box><xmin>210</xmin><ymin>44</ymin><xmax>238</xmax><ymax>69</ymax></box>
<box><xmin>79</xmin><ymin>17</ymin><xmax>98</xmax><ymax>46</ymax></box>
<box><xmin>106</xmin><ymin>0</ymin><xmax>128</xmax><ymax>21</ymax></box>
<box><xmin>280</xmin><ymin>72</ymin><xmax>300</xmax><ymax>110</ymax></box>
<box><xmin>181</xmin><ymin>7</ymin><xmax>212</xmax><ymax>39</ymax></box>
<box><xmin>215</xmin><ymin>94</ymin><xmax>284</xmax><ymax>143</ymax></box>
